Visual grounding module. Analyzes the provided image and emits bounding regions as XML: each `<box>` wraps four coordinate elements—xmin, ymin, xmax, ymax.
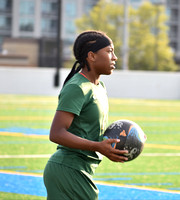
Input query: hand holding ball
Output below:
<box><xmin>103</xmin><ymin>120</ymin><xmax>147</xmax><ymax>161</ymax></box>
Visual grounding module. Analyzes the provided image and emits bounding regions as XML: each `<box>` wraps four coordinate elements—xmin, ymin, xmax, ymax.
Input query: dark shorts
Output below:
<box><xmin>43</xmin><ymin>161</ymin><xmax>99</xmax><ymax>200</ymax></box>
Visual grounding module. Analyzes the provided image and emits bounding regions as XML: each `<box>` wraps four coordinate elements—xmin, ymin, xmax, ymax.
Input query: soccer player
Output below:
<box><xmin>43</xmin><ymin>30</ymin><xmax>128</xmax><ymax>200</ymax></box>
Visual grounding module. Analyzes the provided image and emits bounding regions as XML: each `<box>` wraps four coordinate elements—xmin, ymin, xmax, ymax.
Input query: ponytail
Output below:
<box><xmin>63</xmin><ymin>61</ymin><xmax>82</xmax><ymax>86</ymax></box>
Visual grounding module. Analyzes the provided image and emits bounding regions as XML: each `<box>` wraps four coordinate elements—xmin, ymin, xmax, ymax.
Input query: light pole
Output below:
<box><xmin>122</xmin><ymin>0</ymin><xmax>129</xmax><ymax>70</ymax></box>
<box><xmin>54</xmin><ymin>0</ymin><xmax>62</xmax><ymax>87</ymax></box>
<box><xmin>153</xmin><ymin>1</ymin><xmax>164</xmax><ymax>70</ymax></box>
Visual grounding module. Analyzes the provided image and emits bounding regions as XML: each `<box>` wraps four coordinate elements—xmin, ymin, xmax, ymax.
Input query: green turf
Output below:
<box><xmin>0</xmin><ymin>192</ymin><xmax>45</xmax><ymax>200</ymax></box>
<box><xmin>0</xmin><ymin>94</ymin><xmax>180</xmax><ymax>199</ymax></box>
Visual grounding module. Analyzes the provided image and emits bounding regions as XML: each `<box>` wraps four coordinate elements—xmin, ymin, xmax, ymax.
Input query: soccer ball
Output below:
<box><xmin>103</xmin><ymin>119</ymin><xmax>147</xmax><ymax>161</ymax></box>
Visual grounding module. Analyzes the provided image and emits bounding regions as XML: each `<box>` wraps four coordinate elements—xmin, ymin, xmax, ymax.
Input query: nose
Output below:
<box><xmin>112</xmin><ymin>52</ymin><xmax>118</xmax><ymax>61</ymax></box>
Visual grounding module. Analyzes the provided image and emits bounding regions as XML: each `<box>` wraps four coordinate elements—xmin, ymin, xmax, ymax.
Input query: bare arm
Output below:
<box><xmin>50</xmin><ymin>111</ymin><xmax>128</xmax><ymax>162</ymax></box>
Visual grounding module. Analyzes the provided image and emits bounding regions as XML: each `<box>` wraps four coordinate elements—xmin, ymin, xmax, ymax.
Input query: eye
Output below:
<box><xmin>108</xmin><ymin>49</ymin><xmax>113</xmax><ymax>53</ymax></box>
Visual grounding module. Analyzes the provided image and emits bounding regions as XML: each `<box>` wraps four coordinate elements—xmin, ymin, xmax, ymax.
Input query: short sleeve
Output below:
<box><xmin>57</xmin><ymin>84</ymin><xmax>85</xmax><ymax>116</ymax></box>
<box><xmin>99</xmin><ymin>81</ymin><xmax>106</xmax><ymax>89</ymax></box>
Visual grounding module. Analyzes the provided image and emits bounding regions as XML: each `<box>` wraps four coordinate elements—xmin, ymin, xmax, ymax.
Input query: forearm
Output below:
<box><xmin>50</xmin><ymin>128</ymin><xmax>99</xmax><ymax>152</ymax></box>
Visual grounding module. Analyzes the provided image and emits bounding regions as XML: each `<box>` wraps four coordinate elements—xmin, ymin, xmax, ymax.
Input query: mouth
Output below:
<box><xmin>110</xmin><ymin>63</ymin><xmax>116</xmax><ymax>69</ymax></box>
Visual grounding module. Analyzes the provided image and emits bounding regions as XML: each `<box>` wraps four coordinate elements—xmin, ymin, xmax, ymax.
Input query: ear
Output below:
<box><xmin>87</xmin><ymin>51</ymin><xmax>96</xmax><ymax>62</ymax></box>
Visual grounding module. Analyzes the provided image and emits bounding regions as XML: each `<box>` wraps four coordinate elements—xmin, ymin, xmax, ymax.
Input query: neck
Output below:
<box><xmin>80</xmin><ymin>68</ymin><xmax>100</xmax><ymax>85</ymax></box>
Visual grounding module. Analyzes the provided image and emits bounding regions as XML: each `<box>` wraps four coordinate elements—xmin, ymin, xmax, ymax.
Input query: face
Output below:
<box><xmin>91</xmin><ymin>43</ymin><xmax>118</xmax><ymax>75</ymax></box>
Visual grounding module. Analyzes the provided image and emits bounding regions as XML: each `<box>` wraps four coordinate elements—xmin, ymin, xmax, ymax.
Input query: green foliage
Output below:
<box><xmin>76</xmin><ymin>0</ymin><xmax>178</xmax><ymax>71</ymax></box>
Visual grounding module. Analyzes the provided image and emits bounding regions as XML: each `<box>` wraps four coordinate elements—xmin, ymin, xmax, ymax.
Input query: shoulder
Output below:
<box><xmin>63</xmin><ymin>74</ymin><xmax>93</xmax><ymax>95</ymax></box>
<box><xmin>60</xmin><ymin>84</ymin><xmax>84</xmax><ymax>101</ymax></box>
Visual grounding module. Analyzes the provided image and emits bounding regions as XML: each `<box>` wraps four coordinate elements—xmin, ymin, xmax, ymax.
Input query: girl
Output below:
<box><xmin>43</xmin><ymin>30</ymin><xmax>128</xmax><ymax>200</ymax></box>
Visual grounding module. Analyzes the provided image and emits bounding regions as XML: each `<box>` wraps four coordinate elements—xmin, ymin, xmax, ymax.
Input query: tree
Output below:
<box><xmin>129</xmin><ymin>2</ymin><xmax>177</xmax><ymax>71</ymax></box>
<box><xmin>76</xmin><ymin>0</ymin><xmax>178</xmax><ymax>71</ymax></box>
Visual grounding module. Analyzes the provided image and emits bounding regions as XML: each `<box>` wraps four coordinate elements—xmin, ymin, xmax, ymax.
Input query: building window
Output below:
<box><xmin>171</xmin><ymin>0</ymin><xmax>178</xmax><ymax>4</ymax></box>
<box><xmin>170</xmin><ymin>42</ymin><xmax>177</xmax><ymax>51</ymax></box>
<box><xmin>41</xmin><ymin>1</ymin><xmax>58</xmax><ymax>14</ymax></box>
<box><xmin>41</xmin><ymin>18</ymin><xmax>57</xmax><ymax>32</ymax></box>
<box><xmin>65</xmin><ymin>2</ymin><xmax>76</xmax><ymax>17</ymax></box>
<box><xmin>166</xmin><ymin>8</ymin><xmax>171</xmax><ymax>17</ymax></box>
<box><xmin>19</xmin><ymin>0</ymin><xmax>35</xmax><ymax>32</ymax></box>
<box><xmin>170</xmin><ymin>25</ymin><xmax>178</xmax><ymax>38</ymax></box>
<box><xmin>0</xmin><ymin>0</ymin><xmax>12</xmax><ymax>10</ymax></box>
<box><xmin>19</xmin><ymin>17</ymin><xmax>34</xmax><ymax>31</ymax></box>
<box><xmin>19</xmin><ymin>0</ymin><xmax>35</xmax><ymax>14</ymax></box>
<box><xmin>0</xmin><ymin>36</ymin><xmax>3</xmax><ymax>46</ymax></box>
<box><xmin>65</xmin><ymin>20</ymin><xmax>76</xmax><ymax>34</ymax></box>
<box><xmin>83</xmin><ymin>0</ymin><xmax>97</xmax><ymax>14</ymax></box>
<box><xmin>171</xmin><ymin>9</ymin><xmax>179</xmax><ymax>21</ymax></box>
<box><xmin>0</xmin><ymin>16</ymin><xmax>11</xmax><ymax>30</ymax></box>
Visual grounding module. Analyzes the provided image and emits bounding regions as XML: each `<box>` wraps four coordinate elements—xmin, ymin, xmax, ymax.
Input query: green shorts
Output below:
<box><xmin>43</xmin><ymin>161</ymin><xmax>99</xmax><ymax>200</ymax></box>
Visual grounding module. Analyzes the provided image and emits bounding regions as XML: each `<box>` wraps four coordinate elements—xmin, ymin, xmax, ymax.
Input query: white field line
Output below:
<box><xmin>0</xmin><ymin>154</ymin><xmax>51</xmax><ymax>158</ymax></box>
<box><xmin>0</xmin><ymin>153</ymin><xmax>180</xmax><ymax>158</ymax></box>
<box><xmin>142</xmin><ymin>153</ymin><xmax>180</xmax><ymax>156</ymax></box>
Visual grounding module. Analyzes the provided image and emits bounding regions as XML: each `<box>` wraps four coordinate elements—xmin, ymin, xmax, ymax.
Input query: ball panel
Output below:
<box><xmin>103</xmin><ymin>120</ymin><xmax>132</xmax><ymax>149</ymax></box>
<box><xmin>124</xmin><ymin>125</ymin><xmax>144</xmax><ymax>161</ymax></box>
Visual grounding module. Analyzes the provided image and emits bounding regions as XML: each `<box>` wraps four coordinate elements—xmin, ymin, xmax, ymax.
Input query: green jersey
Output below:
<box><xmin>49</xmin><ymin>73</ymin><xmax>109</xmax><ymax>175</ymax></box>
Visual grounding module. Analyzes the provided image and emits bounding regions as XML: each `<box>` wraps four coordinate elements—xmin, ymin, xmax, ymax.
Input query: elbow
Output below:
<box><xmin>49</xmin><ymin>130</ymin><xmax>56</xmax><ymax>143</ymax></box>
<box><xmin>49</xmin><ymin>128</ymin><xmax>63</xmax><ymax>144</ymax></box>
<box><xmin>49</xmin><ymin>133</ymin><xmax>53</xmax><ymax>142</ymax></box>
<box><xmin>49</xmin><ymin>127</ymin><xmax>66</xmax><ymax>144</ymax></box>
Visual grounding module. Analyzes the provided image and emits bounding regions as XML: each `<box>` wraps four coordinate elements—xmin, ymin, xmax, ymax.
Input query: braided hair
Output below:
<box><xmin>63</xmin><ymin>30</ymin><xmax>111</xmax><ymax>86</ymax></box>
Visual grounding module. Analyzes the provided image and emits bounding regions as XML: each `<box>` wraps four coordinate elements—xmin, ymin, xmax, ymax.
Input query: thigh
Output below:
<box><xmin>43</xmin><ymin>162</ymin><xmax>98</xmax><ymax>200</ymax></box>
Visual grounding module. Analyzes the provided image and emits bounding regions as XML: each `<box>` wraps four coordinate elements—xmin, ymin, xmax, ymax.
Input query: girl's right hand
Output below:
<box><xmin>97</xmin><ymin>139</ymin><xmax>128</xmax><ymax>163</ymax></box>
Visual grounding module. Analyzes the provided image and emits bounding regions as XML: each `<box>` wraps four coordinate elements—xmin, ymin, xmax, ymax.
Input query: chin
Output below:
<box><xmin>109</xmin><ymin>69</ymin><xmax>114</xmax><ymax>74</ymax></box>
<box><xmin>103</xmin><ymin>71</ymin><xmax>113</xmax><ymax>75</ymax></box>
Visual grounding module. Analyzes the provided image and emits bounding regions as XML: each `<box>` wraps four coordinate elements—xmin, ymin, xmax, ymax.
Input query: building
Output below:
<box><xmin>0</xmin><ymin>0</ymin><xmax>12</xmax><ymax>49</ymax></box>
<box><xmin>167</xmin><ymin>0</ymin><xmax>180</xmax><ymax>63</ymax></box>
<box><xmin>0</xmin><ymin>0</ymin><xmax>98</xmax><ymax>67</ymax></box>
<box><xmin>0</xmin><ymin>0</ymin><xmax>180</xmax><ymax>67</ymax></box>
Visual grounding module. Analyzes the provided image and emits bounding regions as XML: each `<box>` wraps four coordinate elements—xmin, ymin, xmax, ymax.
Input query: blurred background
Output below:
<box><xmin>0</xmin><ymin>0</ymin><xmax>179</xmax><ymax>98</ymax></box>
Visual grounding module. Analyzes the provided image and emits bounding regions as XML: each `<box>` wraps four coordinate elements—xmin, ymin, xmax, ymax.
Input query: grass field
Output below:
<box><xmin>0</xmin><ymin>94</ymin><xmax>180</xmax><ymax>199</ymax></box>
